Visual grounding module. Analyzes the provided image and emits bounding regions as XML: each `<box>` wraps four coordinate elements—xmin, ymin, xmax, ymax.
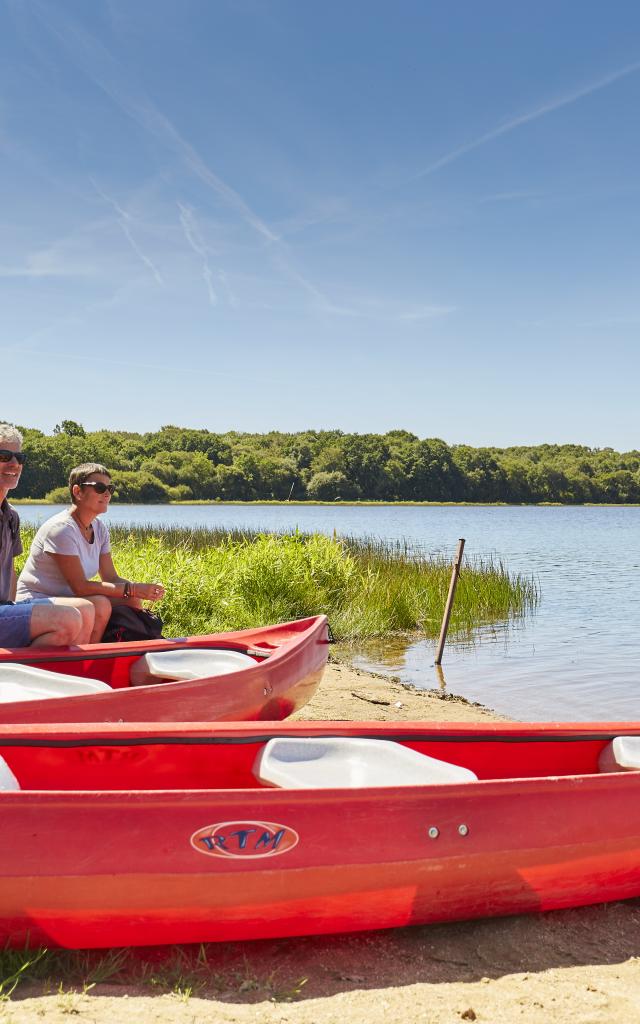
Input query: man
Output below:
<box><xmin>0</xmin><ymin>423</ymin><xmax>96</xmax><ymax>647</ymax></box>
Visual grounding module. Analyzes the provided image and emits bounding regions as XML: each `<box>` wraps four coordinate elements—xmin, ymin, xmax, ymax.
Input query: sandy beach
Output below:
<box><xmin>5</xmin><ymin>659</ymin><xmax>640</xmax><ymax>1023</ymax></box>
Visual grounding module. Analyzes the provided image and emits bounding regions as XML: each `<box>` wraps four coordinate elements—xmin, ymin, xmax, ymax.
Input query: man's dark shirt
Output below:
<box><xmin>0</xmin><ymin>499</ymin><xmax>22</xmax><ymax>602</ymax></box>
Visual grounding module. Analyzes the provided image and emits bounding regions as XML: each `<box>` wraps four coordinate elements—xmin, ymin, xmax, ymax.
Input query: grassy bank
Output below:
<box><xmin>17</xmin><ymin>525</ymin><xmax>537</xmax><ymax>641</ymax></box>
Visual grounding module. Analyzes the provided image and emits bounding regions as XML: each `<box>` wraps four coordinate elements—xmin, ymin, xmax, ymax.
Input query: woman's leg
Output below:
<box><xmin>85</xmin><ymin>596</ymin><xmax>112</xmax><ymax>642</ymax></box>
<box><xmin>47</xmin><ymin>597</ymin><xmax>96</xmax><ymax>644</ymax></box>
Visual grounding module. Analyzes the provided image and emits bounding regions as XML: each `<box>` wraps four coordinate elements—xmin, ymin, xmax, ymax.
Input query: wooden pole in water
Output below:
<box><xmin>434</xmin><ymin>538</ymin><xmax>465</xmax><ymax>665</ymax></box>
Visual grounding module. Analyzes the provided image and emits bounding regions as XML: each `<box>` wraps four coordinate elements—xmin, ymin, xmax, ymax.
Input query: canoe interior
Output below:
<box><xmin>0</xmin><ymin>727</ymin><xmax>628</xmax><ymax>792</ymax></box>
<box><xmin>3</xmin><ymin>642</ymin><xmax>268</xmax><ymax>690</ymax></box>
<box><xmin>0</xmin><ymin>617</ymin><xmax>328</xmax><ymax>723</ymax></box>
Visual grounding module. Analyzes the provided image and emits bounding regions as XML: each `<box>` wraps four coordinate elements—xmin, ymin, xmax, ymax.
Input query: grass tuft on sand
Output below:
<box><xmin>0</xmin><ymin>944</ymin><xmax>308</xmax><ymax>1003</ymax></box>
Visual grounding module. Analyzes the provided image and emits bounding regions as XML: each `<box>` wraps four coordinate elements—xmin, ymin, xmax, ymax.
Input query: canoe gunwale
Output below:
<box><xmin>0</xmin><ymin>722</ymin><xmax>638</xmax><ymax>746</ymax></box>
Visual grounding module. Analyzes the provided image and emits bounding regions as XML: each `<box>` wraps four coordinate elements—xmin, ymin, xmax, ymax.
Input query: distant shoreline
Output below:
<box><xmin>10</xmin><ymin>498</ymin><xmax>640</xmax><ymax>508</ymax></box>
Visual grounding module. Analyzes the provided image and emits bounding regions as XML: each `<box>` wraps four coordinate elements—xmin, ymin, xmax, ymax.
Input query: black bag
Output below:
<box><xmin>102</xmin><ymin>606</ymin><xmax>164</xmax><ymax>643</ymax></box>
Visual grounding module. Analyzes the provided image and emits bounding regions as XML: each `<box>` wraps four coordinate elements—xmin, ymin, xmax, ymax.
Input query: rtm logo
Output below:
<box><xmin>190</xmin><ymin>820</ymin><xmax>299</xmax><ymax>859</ymax></box>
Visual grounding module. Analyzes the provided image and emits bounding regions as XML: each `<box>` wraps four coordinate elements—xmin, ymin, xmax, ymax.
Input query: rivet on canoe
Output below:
<box><xmin>428</xmin><ymin>826</ymin><xmax>439</xmax><ymax>839</ymax></box>
<box><xmin>458</xmin><ymin>824</ymin><xmax>469</xmax><ymax>836</ymax></box>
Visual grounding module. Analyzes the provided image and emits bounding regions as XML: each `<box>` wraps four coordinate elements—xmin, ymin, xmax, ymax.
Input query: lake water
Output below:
<box><xmin>17</xmin><ymin>503</ymin><xmax>640</xmax><ymax>722</ymax></box>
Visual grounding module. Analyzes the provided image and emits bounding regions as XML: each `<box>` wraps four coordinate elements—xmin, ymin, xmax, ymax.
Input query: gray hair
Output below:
<box><xmin>0</xmin><ymin>424</ymin><xmax>23</xmax><ymax>446</ymax></box>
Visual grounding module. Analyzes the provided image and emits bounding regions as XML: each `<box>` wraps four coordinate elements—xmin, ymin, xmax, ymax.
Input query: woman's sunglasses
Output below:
<box><xmin>80</xmin><ymin>481</ymin><xmax>115</xmax><ymax>495</ymax></box>
<box><xmin>0</xmin><ymin>450</ymin><xmax>26</xmax><ymax>465</ymax></box>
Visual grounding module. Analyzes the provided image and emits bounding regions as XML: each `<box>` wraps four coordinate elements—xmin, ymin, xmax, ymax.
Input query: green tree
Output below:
<box><xmin>307</xmin><ymin>471</ymin><xmax>361</xmax><ymax>501</ymax></box>
<box><xmin>113</xmin><ymin>471</ymin><xmax>170</xmax><ymax>503</ymax></box>
<box><xmin>53</xmin><ymin>420</ymin><xmax>86</xmax><ymax>437</ymax></box>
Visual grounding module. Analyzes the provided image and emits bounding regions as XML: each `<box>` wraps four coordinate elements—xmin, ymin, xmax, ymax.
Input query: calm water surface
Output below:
<box><xmin>19</xmin><ymin>503</ymin><xmax>640</xmax><ymax>722</ymax></box>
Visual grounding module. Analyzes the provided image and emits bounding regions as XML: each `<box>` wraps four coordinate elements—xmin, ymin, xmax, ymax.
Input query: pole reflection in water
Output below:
<box><xmin>434</xmin><ymin>663</ymin><xmax>447</xmax><ymax>692</ymax></box>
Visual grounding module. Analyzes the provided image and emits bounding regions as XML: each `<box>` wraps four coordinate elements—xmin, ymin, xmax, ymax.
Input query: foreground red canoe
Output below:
<box><xmin>0</xmin><ymin>615</ymin><xmax>328</xmax><ymax>723</ymax></box>
<box><xmin>0</xmin><ymin>718</ymin><xmax>639</xmax><ymax>948</ymax></box>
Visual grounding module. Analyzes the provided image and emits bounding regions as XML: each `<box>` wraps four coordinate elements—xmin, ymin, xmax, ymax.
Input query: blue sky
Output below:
<box><xmin>1</xmin><ymin>0</ymin><xmax>639</xmax><ymax>447</ymax></box>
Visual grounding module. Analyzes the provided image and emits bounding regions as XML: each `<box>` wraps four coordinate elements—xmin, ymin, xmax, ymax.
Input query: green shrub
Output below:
<box><xmin>44</xmin><ymin>487</ymin><xmax>69</xmax><ymax>503</ymax></box>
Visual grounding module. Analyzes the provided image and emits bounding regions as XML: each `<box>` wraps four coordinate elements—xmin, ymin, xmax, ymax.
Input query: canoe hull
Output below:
<box><xmin>0</xmin><ymin>616</ymin><xmax>328</xmax><ymax>723</ymax></box>
<box><xmin>1</xmin><ymin>787</ymin><xmax>639</xmax><ymax>949</ymax></box>
<box><xmin>0</xmin><ymin>720</ymin><xmax>639</xmax><ymax>947</ymax></box>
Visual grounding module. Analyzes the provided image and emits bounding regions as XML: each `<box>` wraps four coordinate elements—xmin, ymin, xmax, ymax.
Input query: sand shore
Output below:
<box><xmin>6</xmin><ymin>659</ymin><xmax>640</xmax><ymax>1024</ymax></box>
<box><xmin>292</xmin><ymin>657</ymin><xmax>506</xmax><ymax>724</ymax></box>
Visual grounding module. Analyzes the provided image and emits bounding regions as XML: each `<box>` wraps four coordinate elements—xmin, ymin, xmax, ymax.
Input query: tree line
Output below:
<box><xmin>14</xmin><ymin>421</ymin><xmax>640</xmax><ymax>504</ymax></box>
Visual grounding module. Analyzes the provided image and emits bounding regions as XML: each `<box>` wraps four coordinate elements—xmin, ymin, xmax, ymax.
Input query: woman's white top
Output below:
<box><xmin>16</xmin><ymin>510</ymin><xmax>111</xmax><ymax>600</ymax></box>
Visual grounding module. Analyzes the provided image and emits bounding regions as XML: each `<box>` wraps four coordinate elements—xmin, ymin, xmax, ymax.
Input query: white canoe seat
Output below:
<box><xmin>0</xmin><ymin>756</ymin><xmax>19</xmax><ymax>791</ymax></box>
<box><xmin>254</xmin><ymin>737</ymin><xmax>478</xmax><ymax>789</ymax></box>
<box><xmin>0</xmin><ymin>664</ymin><xmax>110</xmax><ymax>704</ymax></box>
<box><xmin>129</xmin><ymin>648</ymin><xmax>257</xmax><ymax>687</ymax></box>
<box><xmin>598</xmin><ymin>736</ymin><xmax>640</xmax><ymax>772</ymax></box>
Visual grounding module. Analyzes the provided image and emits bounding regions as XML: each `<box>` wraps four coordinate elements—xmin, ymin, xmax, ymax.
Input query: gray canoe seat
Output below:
<box><xmin>0</xmin><ymin>664</ymin><xmax>110</xmax><ymax>704</ymax></box>
<box><xmin>129</xmin><ymin>648</ymin><xmax>257</xmax><ymax>687</ymax></box>
<box><xmin>0</xmin><ymin>755</ymin><xmax>19</xmax><ymax>791</ymax></box>
<box><xmin>598</xmin><ymin>736</ymin><xmax>640</xmax><ymax>772</ymax></box>
<box><xmin>0</xmin><ymin>755</ymin><xmax>19</xmax><ymax>790</ymax></box>
<box><xmin>254</xmin><ymin>736</ymin><xmax>478</xmax><ymax>789</ymax></box>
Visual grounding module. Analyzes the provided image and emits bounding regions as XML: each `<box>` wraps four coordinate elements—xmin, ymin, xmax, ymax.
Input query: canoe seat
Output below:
<box><xmin>129</xmin><ymin>648</ymin><xmax>256</xmax><ymax>687</ymax></box>
<box><xmin>598</xmin><ymin>736</ymin><xmax>640</xmax><ymax>772</ymax></box>
<box><xmin>0</xmin><ymin>756</ymin><xmax>19</xmax><ymax>791</ymax></box>
<box><xmin>0</xmin><ymin>664</ymin><xmax>110</xmax><ymax>704</ymax></box>
<box><xmin>254</xmin><ymin>736</ymin><xmax>478</xmax><ymax>788</ymax></box>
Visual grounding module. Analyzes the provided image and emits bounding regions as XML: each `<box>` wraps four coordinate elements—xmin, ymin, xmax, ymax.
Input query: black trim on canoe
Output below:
<box><xmin>0</xmin><ymin>731</ymin><xmax>630</xmax><ymax>749</ymax></box>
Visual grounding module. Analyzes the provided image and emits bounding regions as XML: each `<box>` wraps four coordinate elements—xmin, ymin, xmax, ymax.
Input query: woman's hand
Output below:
<box><xmin>134</xmin><ymin>582</ymin><xmax>165</xmax><ymax>602</ymax></box>
<box><xmin>97</xmin><ymin>554</ymin><xmax>164</xmax><ymax>604</ymax></box>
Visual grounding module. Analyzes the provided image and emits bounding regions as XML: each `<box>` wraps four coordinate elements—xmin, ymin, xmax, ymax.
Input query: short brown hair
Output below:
<box><xmin>69</xmin><ymin>463</ymin><xmax>111</xmax><ymax>501</ymax></box>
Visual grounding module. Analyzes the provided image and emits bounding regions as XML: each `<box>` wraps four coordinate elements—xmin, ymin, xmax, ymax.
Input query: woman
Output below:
<box><xmin>17</xmin><ymin>463</ymin><xmax>165</xmax><ymax>642</ymax></box>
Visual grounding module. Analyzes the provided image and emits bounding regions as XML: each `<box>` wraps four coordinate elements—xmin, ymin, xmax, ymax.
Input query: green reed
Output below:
<box><xmin>16</xmin><ymin>525</ymin><xmax>538</xmax><ymax>642</ymax></box>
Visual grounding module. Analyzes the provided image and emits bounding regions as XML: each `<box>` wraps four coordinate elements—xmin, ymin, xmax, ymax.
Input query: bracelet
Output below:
<box><xmin>122</xmin><ymin>581</ymin><xmax>131</xmax><ymax>599</ymax></box>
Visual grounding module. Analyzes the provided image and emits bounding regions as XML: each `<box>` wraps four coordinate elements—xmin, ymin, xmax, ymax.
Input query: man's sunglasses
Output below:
<box><xmin>80</xmin><ymin>481</ymin><xmax>115</xmax><ymax>495</ymax></box>
<box><xmin>0</xmin><ymin>450</ymin><xmax>26</xmax><ymax>465</ymax></box>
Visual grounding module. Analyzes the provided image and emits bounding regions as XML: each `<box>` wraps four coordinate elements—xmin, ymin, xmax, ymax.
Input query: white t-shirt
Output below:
<box><xmin>16</xmin><ymin>510</ymin><xmax>111</xmax><ymax>600</ymax></box>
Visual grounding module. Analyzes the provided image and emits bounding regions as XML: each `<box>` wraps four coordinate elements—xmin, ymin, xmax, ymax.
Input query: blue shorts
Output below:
<box><xmin>0</xmin><ymin>599</ymin><xmax>51</xmax><ymax>648</ymax></box>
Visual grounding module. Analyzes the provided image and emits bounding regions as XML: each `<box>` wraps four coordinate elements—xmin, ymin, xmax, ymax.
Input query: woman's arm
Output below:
<box><xmin>97</xmin><ymin>552</ymin><xmax>124</xmax><ymax>586</ymax></box>
<box><xmin>99</xmin><ymin>552</ymin><xmax>164</xmax><ymax>602</ymax></box>
<box><xmin>50</xmin><ymin>552</ymin><xmax>129</xmax><ymax>599</ymax></box>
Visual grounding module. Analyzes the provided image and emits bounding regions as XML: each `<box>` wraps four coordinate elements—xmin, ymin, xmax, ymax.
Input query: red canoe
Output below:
<box><xmin>0</xmin><ymin>615</ymin><xmax>328</xmax><ymax>723</ymax></box>
<box><xmin>0</xmin><ymin>718</ymin><xmax>639</xmax><ymax>948</ymax></box>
